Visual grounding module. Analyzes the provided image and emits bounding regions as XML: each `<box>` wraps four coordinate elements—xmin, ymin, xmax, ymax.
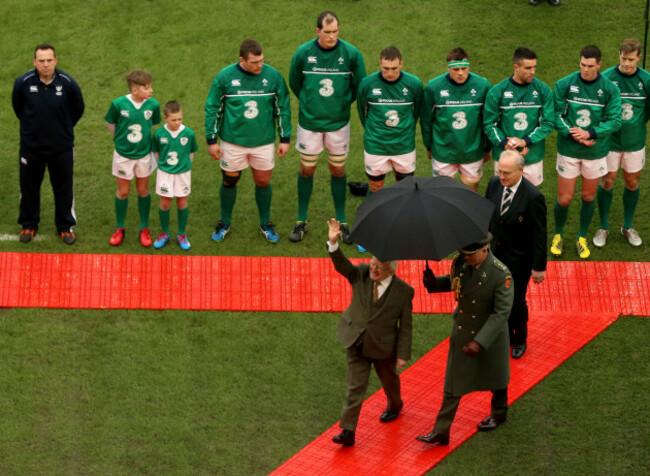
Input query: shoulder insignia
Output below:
<box><xmin>505</xmin><ymin>275</ymin><xmax>512</xmax><ymax>288</ymax></box>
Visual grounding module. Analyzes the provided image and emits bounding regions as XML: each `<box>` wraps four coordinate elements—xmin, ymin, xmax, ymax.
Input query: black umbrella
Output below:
<box><xmin>349</xmin><ymin>176</ymin><xmax>494</xmax><ymax>261</ymax></box>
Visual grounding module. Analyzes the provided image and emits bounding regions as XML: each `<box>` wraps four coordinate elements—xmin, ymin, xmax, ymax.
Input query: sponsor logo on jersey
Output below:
<box><xmin>30</xmin><ymin>86</ymin><xmax>38</xmax><ymax>92</ymax></box>
<box><xmin>504</xmin><ymin>91</ymin><xmax>513</xmax><ymax>98</ymax></box>
<box><xmin>232</xmin><ymin>79</ymin><xmax>241</xmax><ymax>86</ymax></box>
<box><xmin>570</xmin><ymin>85</ymin><xmax>580</xmax><ymax>93</ymax></box>
<box><xmin>180</xmin><ymin>137</ymin><xmax>188</xmax><ymax>146</ymax></box>
<box><xmin>440</xmin><ymin>90</ymin><xmax>450</xmax><ymax>97</ymax></box>
<box><xmin>160</xmin><ymin>137</ymin><xmax>168</xmax><ymax>144</ymax></box>
<box><xmin>338</xmin><ymin>57</ymin><xmax>345</xmax><ymax>65</ymax></box>
<box><xmin>298</xmin><ymin>143</ymin><xmax>306</xmax><ymax>150</ymax></box>
<box><xmin>372</xmin><ymin>88</ymin><xmax>382</xmax><ymax>95</ymax></box>
<box><xmin>118</xmin><ymin>170</ymin><xmax>126</xmax><ymax>176</ymax></box>
<box><xmin>121</xmin><ymin>110</ymin><xmax>130</xmax><ymax>118</ymax></box>
<box><xmin>144</xmin><ymin>110</ymin><xmax>153</xmax><ymax>120</ymax></box>
<box><xmin>183</xmin><ymin>186</ymin><xmax>189</xmax><ymax>193</ymax></box>
<box><xmin>55</xmin><ymin>85</ymin><xmax>63</xmax><ymax>96</ymax></box>
<box><xmin>308</xmin><ymin>56</ymin><xmax>317</xmax><ymax>63</ymax></box>
<box><xmin>161</xmin><ymin>186</ymin><xmax>169</xmax><ymax>193</ymax></box>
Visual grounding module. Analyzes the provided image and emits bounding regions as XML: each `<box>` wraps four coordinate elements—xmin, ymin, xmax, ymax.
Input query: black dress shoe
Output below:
<box><xmin>477</xmin><ymin>415</ymin><xmax>507</xmax><ymax>431</ymax></box>
<box><xmin>416</xmin><ymin>430</ymin><xmax>449</xmax><ymax>445</ymax></box>
<box><xmin>379</xmin><ymin>402</ymin><xmax>403</xmax><ymax>423</ymax></box>
<box><xmin>512</xmin><ymin>343</ymin><xmax>527</xmax><ymax>359</ymax></box>
<box><xmin>528</xmin><ymin>0</ymin><xmax>538</xmax><ymax>5</ymax></box>
<box><xmin>332</xmin><ymin>429</ymin><xmax>355</xmax><ymax>446</ymax></box>
<box><xmin>548</xmin><ymin>0</ymin><xmax>561</xmax><ymax>5</ymax></box>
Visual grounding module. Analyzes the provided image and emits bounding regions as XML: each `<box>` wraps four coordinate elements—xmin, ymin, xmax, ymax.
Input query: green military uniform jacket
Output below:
<box><xmin>329</xmin><ymin>247</ymin><xmax>413</xmax><ymax>361</ymax></box>
<box><xmin>427</xmin><ymin>251</ymin><xmax>513</xmax><ymax>396</ymax></box>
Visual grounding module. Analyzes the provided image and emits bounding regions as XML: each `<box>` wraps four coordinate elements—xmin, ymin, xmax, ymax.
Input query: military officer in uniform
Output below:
<box><xmin>416</xmin><ymin>233</ymin><xmax>514</xmax><ymax>446</ymax></box>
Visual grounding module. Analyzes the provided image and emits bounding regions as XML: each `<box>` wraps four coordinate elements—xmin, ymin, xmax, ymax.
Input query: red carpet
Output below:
<box><xmin>0</xmin><ymin>252</ymin><xmax>646</xmax><ymax>474</ymax></box>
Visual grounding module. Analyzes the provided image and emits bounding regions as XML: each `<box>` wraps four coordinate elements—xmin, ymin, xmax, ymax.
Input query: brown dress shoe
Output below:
<box><xmin>332</xmin><ymin>429</ymin><xmax>355</xmax><ymax>446</ymax></box>
<box><xmin>477</xmin><ymin>415</ymin><xmax>507</xmax><ymax>431</ymax></box>
<box><xmin>416</xmin><ymin>430</ymin><xmax>449</xmax><ymax>445</ymax></box>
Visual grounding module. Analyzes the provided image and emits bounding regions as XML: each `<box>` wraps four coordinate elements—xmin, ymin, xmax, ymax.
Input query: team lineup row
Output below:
<box><xmin>12</xmin><ymin>11</ymin><xmax>649</xmax><ymax>258</ymax></box>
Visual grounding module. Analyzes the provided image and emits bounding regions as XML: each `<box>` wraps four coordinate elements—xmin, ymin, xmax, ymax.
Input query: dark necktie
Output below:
<box><xmin>501</xmin><ymin>188</ymin><xmax>513</xmax><ymax>216</ymax></box>
<box><xmin>373</xmin><ymin>282</ymin><xmax>379</xmax><ymax>303</ymax></box>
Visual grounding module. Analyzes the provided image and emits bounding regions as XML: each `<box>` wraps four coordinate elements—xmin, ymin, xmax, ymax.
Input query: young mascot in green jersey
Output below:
<box><xmin>288</xmin><ymin>11</ymin><xmax>366</xmax><ymax>243</ymax></box>
<box><xmin>105</xmin><ymin>69</ymin><xmax>161</xmax><ymax>247</ymax></box>
<box><xmin>205</xmin><ymin>39</ymin><xmax>292</xmax><ymax>244</ymax></box>
<box><xmin>355</xmin><ymin>46</ymin><xmax>423</xmax><ymax>252</ymax></box>
<box><xmin>551</xmin><ymin>45</ymin><xmax>622</xmax><ymax>259</ymax></box>
<box><xmin>594</xmin><ymin>38</ymin><xmax>650</xmax><ymax>249</ymax></box>
<box><xmin>152</xmin><ymin>101</ymin><xmax>198</xmax><ymax>251</ymax></box>
<box><xmin>484</xmin><ymin>47</ymin><xmax>555</xmax><ymax>186</ymax></box>
<box><xmin>421</xmin><ymin>48</ymin><xmax>491</xmax><ymax>191</ymax></box>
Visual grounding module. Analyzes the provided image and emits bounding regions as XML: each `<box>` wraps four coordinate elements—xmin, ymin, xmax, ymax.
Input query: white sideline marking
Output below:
<box><xmin>0</xmin><ymin>234</ymin><xmax>45</xmax><ymax>242</ymax></box>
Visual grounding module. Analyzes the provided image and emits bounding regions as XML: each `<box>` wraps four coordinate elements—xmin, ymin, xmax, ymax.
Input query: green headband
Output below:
<box><xmin>448</xmin><ymin>59</ymin><xmax>470</xmax><ymax>68</ymax></box>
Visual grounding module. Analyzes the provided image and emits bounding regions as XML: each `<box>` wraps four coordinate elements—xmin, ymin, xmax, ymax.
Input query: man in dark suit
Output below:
<box><xmin>486</xmin><ymin>150</ymin><xmax>547</xmax><ymax>359</ymax></box>
<box><xmin>327</xmin><ymin>218</ymin><xmax>414</xmax><ymax>447</ymax></box>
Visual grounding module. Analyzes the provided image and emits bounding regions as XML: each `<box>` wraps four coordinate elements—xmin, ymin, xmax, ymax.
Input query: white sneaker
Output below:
<box><xmin>592</xmin><ymin>228</ymin><xmax>609</xmax><ymax>248</ymax></box>
<box><xmin>621</xmin><ymin>227</ymin><xmax>642</xmax><ymax>247</ymax></box>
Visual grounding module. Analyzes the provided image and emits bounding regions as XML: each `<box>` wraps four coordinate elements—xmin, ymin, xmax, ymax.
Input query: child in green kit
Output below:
<box><xmin>152</xmin><ymin>101</ymin><xmax>198</xmax><ymax>250</ymax></box>
<box><xmin>105</xmin><ymin>69</ymin><xmax>161</xmax><ymax>247</ymax></box>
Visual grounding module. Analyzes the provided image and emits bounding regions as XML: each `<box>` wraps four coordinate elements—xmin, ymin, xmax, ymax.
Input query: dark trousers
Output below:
<box><xmin>19</xmin><ymin>148</ymin><xmax>76</xmax><ymax>232</ymax></box>
<box><xmin>508</xmin><ymin>267</ymin><xmax>531</xmax><ymax>346</ymax></box>
<box><xmin>433</xmin><ymin>387</ymin><xmax>508</xmax><ymax>436</ymax></box>
<box><xmin>340</xmin><ymin>344</ymin><xmax>401</xmax><ymax>431</ymax></box>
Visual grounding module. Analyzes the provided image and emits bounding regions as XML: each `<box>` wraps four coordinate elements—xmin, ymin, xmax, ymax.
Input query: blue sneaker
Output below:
<box><xmin>357</xmin><ymin>244</ymin><xmax>367</xmax><ymax>253</ymax></box>
<box><xmin>211</xmin><ymin>220</ymin><xmax>231</xmax><ymax>242</ymax></box>
<box><xmin>153</xmin><ymin>232</ymin><xmax>170</xmax><ymax>249</ymax></box>
<box><xmin>177</xmin><ymin>234</ymin><xmax>191</xmax><ymax>250</ymax></box>
<box><xmin>260</xmin><ymin>222</ymin><xmax>279</xmax><ymax>243</ymax></box>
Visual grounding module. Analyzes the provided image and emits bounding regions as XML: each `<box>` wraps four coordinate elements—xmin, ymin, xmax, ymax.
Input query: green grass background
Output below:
<box><xmin>0</xmin><ymin>0</ymin><xmax>649</xmax><ymax>474</ymax></box>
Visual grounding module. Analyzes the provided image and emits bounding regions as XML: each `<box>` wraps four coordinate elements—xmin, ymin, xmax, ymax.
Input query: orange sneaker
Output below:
<box><xmin>109</xmin><ymin>228</ymin><xmax>125</xmax><ymax>246</ymax></box>
<box><xmin>139</xmin><ymin>228</ymin><xmax>152</xmax><ymax>247</ymax></box>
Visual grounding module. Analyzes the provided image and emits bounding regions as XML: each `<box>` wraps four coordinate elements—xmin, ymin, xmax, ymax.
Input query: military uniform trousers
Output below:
<box><xmin>433</xmin><ymin>387</ymin><xmax>508</xmax><ymax>436</ymax></box>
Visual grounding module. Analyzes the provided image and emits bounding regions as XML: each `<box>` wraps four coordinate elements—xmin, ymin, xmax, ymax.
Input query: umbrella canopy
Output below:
<box><xmin>349</xmin><ymin>176</ymin><xmax>494</xmax><ymax>261</ymax></box>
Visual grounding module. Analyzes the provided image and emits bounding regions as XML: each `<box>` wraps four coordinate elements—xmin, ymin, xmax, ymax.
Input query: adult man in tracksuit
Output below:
<box><xmin>12</xmin><ymin>44</ymin><xmax>85</xmax><ymax>244</ymax></box>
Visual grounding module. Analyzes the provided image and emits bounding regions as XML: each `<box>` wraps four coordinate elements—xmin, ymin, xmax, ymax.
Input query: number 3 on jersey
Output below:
<box><xmin>452</xmin><ymin>111</ymin><xmax>468</xmax><ymax>130</ymax></box>
<box><xmin>244</xmin><ymin>100</ymin><xmax>259</xmax><ymax>119</ymax></box>
<box><xmin>127</xmin><ymin>124</ymin><xmax>143</xmax><ymax>143</ymax></box>
<box><xmin>319</xmin><ymin>78</ymin><xmax>334</xmax><ymax>97</ymax></box>
<box><xmin>575</xmin><ymin>109</ymin><xmax>591</xmax><ymax>128</ymax></box>
<box><xmin>385</xmin><ymin>110</ymin><xmax>400</xmax><ymax>127</ymax></box>
<box><xmin>164</xmin><ymin>151</ymin><xmax>179</xmax><ymax>166</ymax></box>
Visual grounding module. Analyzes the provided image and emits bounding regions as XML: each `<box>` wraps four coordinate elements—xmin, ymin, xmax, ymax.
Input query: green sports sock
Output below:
<box><xmin>331</xmin><ymin>174</ymin><xmax>347</xmax><ymax>222</ymax></box>
<box><xmin>622</xmin><ymin>186</ymin><xmax>639</xmax><ymax>229</ymax></box>
<box><xmin>177</xmin><ymin>207</ymin><xmax>189</xmax><ymax>235</ymax></box>
<box><xmin>255</xmin><ymin>184</ymin><xmax>272</xmax><ymax>225</ymax></box>
<box><xmin>115</xmin><ymin>196</ymin><xmax>128</xmax><ymax>229</ymax></box>
<box><xmin>159</xmin><ymin>208</ymin><xmax>170</xmax><ymax>234</ymax></box>
<box><xmin>296</xmin><ymin>173</ymin><xmax>314</xmax><ymax>222</ymax></box>
<box><xmin>138</xmin><ymin>194</ymin><xmax>151</xmax><ymax>229</ymax></box>
<box><xmin>578</xmin><ymin>198</ymin><xmax>596</xmax><ymax>238</ymax></box>
<box><xmin>220</xmin><ymin>184</ymin><xmax>237</xmax><ymax>225</ymax></box>
<box><xmin>554</xmin><ymin>201</ymin><xmax>569</xmax><ymax>236</ymax></box>
<box><xmin>596</xmin><ymin>184</ymin><xmax>613</xmax><ymax>230</ymax></box>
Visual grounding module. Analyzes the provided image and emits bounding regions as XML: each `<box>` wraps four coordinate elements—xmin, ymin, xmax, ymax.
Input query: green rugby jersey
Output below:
<box><xmin>152</xmin><ymin>124</ymin><xmax>198</xmax><ymax>174</ymax></box>
<box><xmin>421</xmin><ymin>72</ymin><xmax>491</xmax><ymax>164</ymax></box>
<box><xmin>357</xmin><ymin>71</ymin><xmax>423</xmax><ymax>155</ymax></box>
<box><xmin>105</xmin><ymin>95</ymin><xmax>161</xmax><ymax>159</ymax></box>
<box><xmin>205</xmin><ymin>63</ymin><xmax>292</xmax><ymax>147</ymax></box>
<box><xmin>603</xmin><ymin>65</ymin><xmax>650</xmax><ymax>152</ymax></box>
<box><xmin>554</xmin><ymin>72</ymin><xmax>622</xmax><ymax>160</ymax></box>
<box><xmin>289</xmin><ymin>39</ymin><xmax>366</xmax><ymax>132</ymax></box>
<box><xmin>483</xmin><ymin>77</ymin><xmax>555</xmax><ymax>165</ymax></box>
